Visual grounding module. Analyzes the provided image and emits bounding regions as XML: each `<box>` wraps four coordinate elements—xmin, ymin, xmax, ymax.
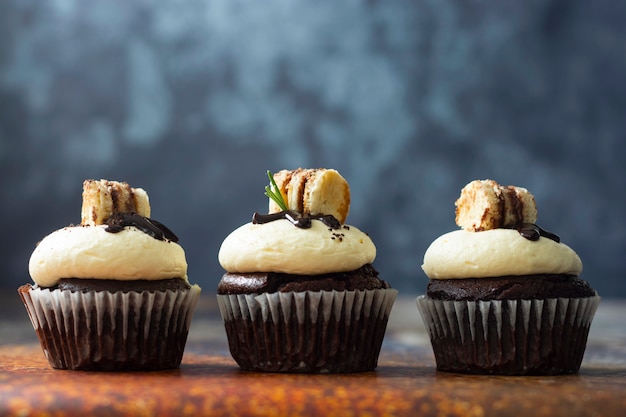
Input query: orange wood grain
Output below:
<box><xmin>1</xmin><ymin>344</ymin><xmax>625</xmax><ymax>417</ymax></box>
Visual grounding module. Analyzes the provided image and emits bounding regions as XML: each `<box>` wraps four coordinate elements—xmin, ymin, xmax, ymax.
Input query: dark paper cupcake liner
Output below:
<box><xmin>416</xmin><ymin>294</ymin><xmax>600</xmax><ymax>375</ymax></box>
<box><xmin>217</xmin><ymin>288</ymin><xmax>398</xmax><ymax>373</ymax></box>
<box><xmin>18</xmin><ymin>283</ymin><xmax>201</xmax><ymax>371</ymax></box>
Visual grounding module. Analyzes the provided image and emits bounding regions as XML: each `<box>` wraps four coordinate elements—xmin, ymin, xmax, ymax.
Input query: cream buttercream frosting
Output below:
<box><xmin>422</xmin><ymin>229</ymin><xmax>582</xmax><ymax>279</ymax></box>
<box><xmin>29</xmin><ymin>225</ymin><xmax>188</xmax><ymax>287</ymax></box>
<box><xmin>218</xmin><ymin>219</ymin><xmax>376</xmax><ymax>275</ymax></box>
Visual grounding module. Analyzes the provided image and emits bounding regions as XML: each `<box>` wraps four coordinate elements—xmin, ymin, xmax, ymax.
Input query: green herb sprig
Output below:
<box><xmin>264</xmin><ymin>170</ymin><xmax>288</xmax><ymax>211</ymax></box>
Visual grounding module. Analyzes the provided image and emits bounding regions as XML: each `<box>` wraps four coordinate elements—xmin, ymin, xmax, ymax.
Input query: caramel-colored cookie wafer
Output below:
<box><xmin>268</xmin><ymin>168</ymin><xmax>350</xmax><ymax>224</ymax></box>
<box><xmin>455</xmin><ymin>179</ymin><xmax>536</xmax><ymax>231</ymax></box>
<box><xmin>81</xmin><ymin>179</ymin><xmax>150</xmax><ymax>226</ymax></box>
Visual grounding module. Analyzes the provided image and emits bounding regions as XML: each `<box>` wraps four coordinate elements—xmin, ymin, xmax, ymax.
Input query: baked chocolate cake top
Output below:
<box><xmin>55</xmin><ymin>278</ymin><xmax>191</xmax><ymax>293</ymax></box>
<box><xmin>217</xmin><ymin>264</ymin><xmax>389</xmax><ymax>295</ymax></box>
<box><xmin>426</xmin><ymin>274</ymin><xmax>595</xmax><ymax>301</ymax></box>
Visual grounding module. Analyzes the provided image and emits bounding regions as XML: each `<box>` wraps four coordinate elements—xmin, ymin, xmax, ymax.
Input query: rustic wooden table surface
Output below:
<box><xmin>1</xmin><ymin>294</ymin><xmax>625</xmax><ymax>417</ymax></box>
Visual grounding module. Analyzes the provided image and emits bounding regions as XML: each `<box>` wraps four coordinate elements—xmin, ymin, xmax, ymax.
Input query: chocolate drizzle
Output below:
<box><xmin>104</xmin><ymin>212</ymin><xmax>179</xmax><ymax>242</ymax></box>
<box><xmin>514</xmin><ymin>223</ymin><xmax>560</xmax><ymax>243</ymax></box>
<box><xmin>252</xmin><ymin>210</ymin><xmax>341</xmax><ymax>229</ymax></box>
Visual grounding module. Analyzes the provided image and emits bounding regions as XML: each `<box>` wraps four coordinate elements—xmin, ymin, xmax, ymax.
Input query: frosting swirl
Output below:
<box><xmin>422</xmin><ymin>229</ymin><xmax>582</xmax><ymax>279</ymax></box>
<box><xmin>29</xmin><ymin>225</ymin><xmax>188</xmax><ymax>287</ymax></box>
<box><xmin>218</xmin><ymin>219</ymin><xmax>376</xmax><ymax>275</ymax></box>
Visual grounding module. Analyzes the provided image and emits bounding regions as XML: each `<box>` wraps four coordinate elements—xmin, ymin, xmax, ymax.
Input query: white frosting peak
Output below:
<box><xmin>422</xmin><ymin>229</ymin><xmax>582</xmax><ymax>279</ymax></box>
<box><xmin>29</xmin><ymin>225</ymin><xmax>188</xmax><ymax>287</ymax></box>
<box><xmin>218</xmin><ymin>219</ymin><xmax>376</xmax><ymax>274</ymax></box>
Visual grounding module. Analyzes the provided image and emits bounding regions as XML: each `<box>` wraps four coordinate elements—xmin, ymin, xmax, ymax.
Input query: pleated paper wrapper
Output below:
<box><xmin>416</xmin><ymin>294</ymin><xmax>600</xmax><ymax>375</ymax></box>
<box><xmin>217</xmin><ymin>288</ymin><xmax>398</xmax><ymax>373</ymax></box>
<box><xmin>18</xmin><ymin>284</ymin><xmax>201</xmax><ymax>371</ymax></box>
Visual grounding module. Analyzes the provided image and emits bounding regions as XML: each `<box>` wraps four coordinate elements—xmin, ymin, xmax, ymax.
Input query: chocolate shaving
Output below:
<box><xmin>514</xmin><ymin>223</ymin><xmax>560</xmax><ymax>243</ymax></box>
<box><xmin>104</xmin><ymin>212</ymin><xmax>179</xmax><ymax>242</ymax></box>
<box><xmin>253</xmin><ymin>210</ymin><xmax>341</xmax><ymax>229</ymax></box>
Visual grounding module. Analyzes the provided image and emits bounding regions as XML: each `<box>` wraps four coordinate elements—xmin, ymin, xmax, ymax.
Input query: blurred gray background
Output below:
<box><xmin>1</xmin><ymin>0</ymin><xmax>624</xmax><ymax>297</ymax></box>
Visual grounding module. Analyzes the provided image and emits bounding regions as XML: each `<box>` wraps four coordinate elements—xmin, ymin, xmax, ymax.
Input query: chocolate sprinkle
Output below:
<box><xmin>104</xmin><ymin>213</ymin><xmax>179</xmax><ymax>242</ymax></box>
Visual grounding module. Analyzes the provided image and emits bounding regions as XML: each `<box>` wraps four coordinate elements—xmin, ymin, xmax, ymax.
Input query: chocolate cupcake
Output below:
<box><xmin>19</xmin><ymin>179</ymin><xmax>201</xmax><ymax>371</ymax></box>
<box><xmin>217</xmin><ymin>169</ymin><xmax>397</xmax><ymax>373</ymax></box>
<box><xmin>416</xmin><ymin>179</ymin><xmax>600</xmax><ymax>375</ymax></box>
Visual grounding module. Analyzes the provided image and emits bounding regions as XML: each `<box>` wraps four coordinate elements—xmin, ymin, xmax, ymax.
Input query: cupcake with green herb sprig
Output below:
<box><xmin>217</xmin><ymin>168</ymin><xmax>397</xmax><ymax>373</ymax></box>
